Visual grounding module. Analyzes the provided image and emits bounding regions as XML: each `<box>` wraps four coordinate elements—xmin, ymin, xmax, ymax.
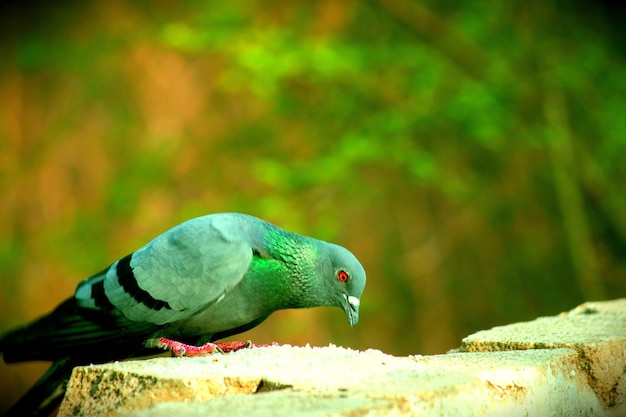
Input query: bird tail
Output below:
<box><xmin>1</xmin><ymin>298</ymin><xmax>82</xmax><ymax>363</ymax></box>
<box><xmin>1</xmin><ymin>297</ymin><xmax>161</xmax><ymax>415</ymax></box>
<box><xmin>1</xmin><ymin>297</ymin><xmax>156</xmax><ymax>364</ymax></box>
<box><xmin>5</xmin><ymin>358</ymin><xmax>76</xmax><ymax>417</ymax></box>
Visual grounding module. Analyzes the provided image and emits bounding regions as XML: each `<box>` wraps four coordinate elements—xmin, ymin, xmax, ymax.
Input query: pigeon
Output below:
<box><xmin>0</xmin><ymin>213</ymin><xmax>366</xmax><ymax>416</ymax></box>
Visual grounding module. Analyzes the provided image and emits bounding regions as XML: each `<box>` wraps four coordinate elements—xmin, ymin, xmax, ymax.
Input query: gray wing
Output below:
<box><xmin>75</xmin><ymin>215</ymin><xmax>253</xmax><ymax>325</ymax></box>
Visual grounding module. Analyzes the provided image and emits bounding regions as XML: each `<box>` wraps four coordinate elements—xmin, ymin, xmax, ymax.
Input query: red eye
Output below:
<box><xmin>337</xmin><ymin>270</ymin><xmax>349</xmax><ymax>283</ymax></box>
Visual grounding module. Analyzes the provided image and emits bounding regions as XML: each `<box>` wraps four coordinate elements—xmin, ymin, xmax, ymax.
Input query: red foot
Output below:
<box><xmin>153</xmin><ymin>338</ymin><xmax>223</xmax><ymax>357</ymax></box>
<box><xmin>151</xmin><ymin>338</ymin><xmax>278</xmax><ymax>357</ymax></box>
<box><xmin>216</xmin><ymin>340</ymin><xmax>278</xmax><ymax>353</ymax></box>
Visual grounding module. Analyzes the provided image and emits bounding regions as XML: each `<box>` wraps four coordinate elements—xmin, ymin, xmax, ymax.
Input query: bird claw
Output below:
<box><xmin>150</xmin><ymin>338</ymin><xmax>224</xmax><ymax>357</ymax></box>
<box><xmin>149</xmin><ymin>338</ymin><xmax>278</xmax><ymax>357</ymax></box>
<box><xmin>213</xmin><ymin>340</ymin><xmax>278</xmax><ymax>353</ymax></box>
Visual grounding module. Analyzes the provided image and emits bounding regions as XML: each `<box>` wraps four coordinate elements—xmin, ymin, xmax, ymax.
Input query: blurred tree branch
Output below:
<box><xmin>543</xmin><ymin>88</ymin><xmax>606</xmax><ymax>300</ymax></box>
<box><xmin>371</xmin><ymin>0</ymin><xmax>495</xmax><ymax>83</ymax></box>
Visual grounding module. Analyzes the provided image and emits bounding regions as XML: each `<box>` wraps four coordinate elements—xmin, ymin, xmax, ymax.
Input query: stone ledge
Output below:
<box><xmin>58</xmin><ymin>299</ymin><xmax>626</xmax><ymax>417</ymax></box>
<box><xmin>459</xmin><ymin>299</ymin><xmax>626</xmax><ymax>408</ymax></box>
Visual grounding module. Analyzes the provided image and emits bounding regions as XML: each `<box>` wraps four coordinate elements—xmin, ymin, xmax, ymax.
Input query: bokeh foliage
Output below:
<box><xmin>1</xmin><ymin>0</ymin><xmax>625</xmax><ymax>411</ymax></box>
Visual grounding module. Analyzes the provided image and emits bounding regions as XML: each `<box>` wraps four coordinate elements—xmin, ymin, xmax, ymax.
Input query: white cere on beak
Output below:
<box><xmin>343</xmin><ymin>293</ymin><xmax>360</xmax><ymax>327</ymax></box>
<box><xmin>347</xmin><ymin>296</ymin><xmax>360</xmax><ymax>308</ymax></box>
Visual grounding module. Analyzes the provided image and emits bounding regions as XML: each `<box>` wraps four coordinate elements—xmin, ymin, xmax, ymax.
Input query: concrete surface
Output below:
<box><xmin>58</xmin><ymin>299</ymin><xmax>626</xmax><ymax>417</ymax></box>
<box><xmin>459</xmin><ymin>299</ymin><xmax>626</xmax><ymax>408</ymax></box>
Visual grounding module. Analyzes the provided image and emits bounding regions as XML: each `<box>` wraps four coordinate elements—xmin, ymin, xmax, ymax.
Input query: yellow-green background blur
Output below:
<box><xmin>1</xmin><ymin>0</ymin><xmax>625</xmax><ymax>412</ymax></box>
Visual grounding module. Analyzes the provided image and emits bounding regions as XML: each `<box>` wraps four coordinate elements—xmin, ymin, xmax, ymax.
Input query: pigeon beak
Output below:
<box><xmin>343</xmin><ymin>293</ymin><xmax>360</xmax><ymax>327</ymax></box>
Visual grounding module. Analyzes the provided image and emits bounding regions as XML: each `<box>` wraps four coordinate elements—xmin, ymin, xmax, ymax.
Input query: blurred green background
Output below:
<box><xmin>1</xmin><ymin>0</ymin><xmax>625</xmax><ymax>412</ymax></box>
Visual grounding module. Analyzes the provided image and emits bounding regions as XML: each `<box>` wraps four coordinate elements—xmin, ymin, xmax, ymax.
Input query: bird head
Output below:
<box><xmin>313</xmin><ymin>242</ymin><xmax>366</xmax><ymax>327</ymax></box>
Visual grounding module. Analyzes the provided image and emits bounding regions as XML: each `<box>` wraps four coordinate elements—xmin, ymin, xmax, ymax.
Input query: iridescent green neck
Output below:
<box><xmin>244</xmin><ymin>227</ymin><xmax>320</xmax><ymax>310</ymax></box>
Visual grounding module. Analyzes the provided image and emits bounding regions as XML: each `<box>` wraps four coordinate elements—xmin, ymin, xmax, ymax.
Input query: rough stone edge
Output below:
<box><xmin>61</xmin><ymin>366</ymin><xmax>264</xmax><ymax>417</ymax></box>
<box><xmin>458</xmin><ymin>299</ymin><xmax>626</xmax><ymax>407</ymax></box>
<box><xmin>58</xmin><ymin>347</ymin><xmax>622</xmax><ymax>417</ymax></box>
<box><xmin>57</xmin><ymin>299</ymin><xmax>626</xmax><ymax>416</ymax></box>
